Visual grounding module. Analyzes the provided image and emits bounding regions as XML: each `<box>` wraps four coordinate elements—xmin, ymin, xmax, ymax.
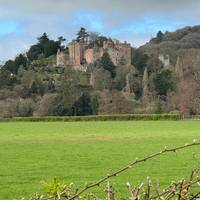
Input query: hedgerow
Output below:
<box><xmin>0</xmin><ymin>114</ymin><xmax>181</xmax><ymax>122</ymax></box>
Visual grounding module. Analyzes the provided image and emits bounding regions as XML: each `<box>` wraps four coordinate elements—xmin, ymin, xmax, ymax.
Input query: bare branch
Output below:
<box><xmin>69</xmin><ymin>141</ymin><xmax>200</xmax><ymax>200</ymax></box>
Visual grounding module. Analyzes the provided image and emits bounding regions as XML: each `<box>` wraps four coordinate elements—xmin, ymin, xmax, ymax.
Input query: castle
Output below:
<box><xmin>57</xmin><ymin>38</ymin><xmax>132</xmax><ymax>68</ymax></box>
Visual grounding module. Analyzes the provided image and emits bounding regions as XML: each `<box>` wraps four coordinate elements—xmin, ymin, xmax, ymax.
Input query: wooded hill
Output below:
<box><xmin>0</xmin><ymin>26</ymin><xmax>200</xmax><ymax>118</ymax></box>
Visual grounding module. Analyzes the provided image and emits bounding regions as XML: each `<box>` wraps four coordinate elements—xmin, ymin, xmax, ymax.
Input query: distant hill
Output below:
<box><xmin>145</xmin><ymin>25</ymin><xmax>200</xmax><ymax>48</ymax></box>
<box><xmin>136</xmin><ymin>25</ymin><xmax>200</xmax><ymax>67</ymax></box>
<box><xmin>134</xmin><ymin>25</ymin><xmax>200</xmax><ymax>66</ymax></box>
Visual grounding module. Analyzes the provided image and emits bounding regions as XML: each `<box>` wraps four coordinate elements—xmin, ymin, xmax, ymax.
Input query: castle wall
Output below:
<box><xmin>56</xmin><ymin>50</ymin><xmax>70</xmax><ymax>66</ymax></box>
<box><xmin>84</xmin><ymin>41</ymin><xmax>132</xmax><ymax>66</ymax></box>
<box><xmin>84</xmin><ymin>48</ymin><xmax>104</xmax><ymax>64</ymax></box>
<box><xmin>101</xmin><ymin>42</ymin><xmax>132</xmax><ymax>65</ymax></box>
<box><xmin>84</xmin><ymin>49</ymin><xmax>94</xmax><ymax>64</ymax></box>
<box><xmin>107</xmin><ymin>49</ymin><xmax>119</xmax><ymax>65</ymax></box>
<box><xmin>115</xmin><ymin>43</ymin><xmax>132</xmax><ymax>65</ymax></box>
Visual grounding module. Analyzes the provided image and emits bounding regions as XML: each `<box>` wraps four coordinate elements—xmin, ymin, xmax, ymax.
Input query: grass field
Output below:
<box><xmin>0</xmin><ymin>121</ymin><xmax>200</xmax><ymax>199</ymax></box>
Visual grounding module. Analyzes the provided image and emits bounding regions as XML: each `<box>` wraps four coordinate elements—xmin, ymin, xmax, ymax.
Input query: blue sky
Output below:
<box><xmin>0</xmin><ymin>0</ymin><xmax>200</xmax><ymax>61</ymax></box>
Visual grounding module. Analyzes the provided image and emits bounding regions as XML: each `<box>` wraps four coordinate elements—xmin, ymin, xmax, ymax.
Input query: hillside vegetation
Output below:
<box><xmin>0</xmin><ymin>26</ymin><xmax>200</xmax><ymax>117</ymax></box>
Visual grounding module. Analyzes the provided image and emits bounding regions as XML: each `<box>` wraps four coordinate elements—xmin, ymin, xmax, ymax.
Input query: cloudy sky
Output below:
<box><xmin>0</xmin><ymin>0</ymin><xmax>200</xmax><ymax>61</ymax></box>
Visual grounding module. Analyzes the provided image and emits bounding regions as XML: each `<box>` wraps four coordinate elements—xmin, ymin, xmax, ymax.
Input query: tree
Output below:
<box><xmin>15</xmin><ymin>54</ymin><xmax>28</xmax><ymax>70</ymax></box>
<box><xmin>142</xmin><ymin>68</ymin><xmax>150</xmax><ymax>104</ymax></box>
<box><xmin>27</xmin><ymin>33</ymin><xmax>63</xmax><ymax>61</ymax></box>
<box><xmin>76</xmin><ymin>27</ymin><xmax>89</xmax><ymax>42</ymax></box>
<box><xmin>150</xmin><ymin>30</ymin><xmax>164</xmax><ymax>43</ymax></box>
<box><xmin>72</xmin><ymin>93</ymin><xmax>94</xmax><ymax>116</ymax></box>
<box><xmin>58</xmin><ymin>36</ymin><xmax>66</xmax><ymax>50</ymax></box>
<box><xmin>156</xmin><ymin>31</ymin><xmax>164</xmax><ymax>42</ymax></box>
<box><xmin>27</xmin><ymin>45</ymin><xmax>43</xmax><ymax>61</ymax></box>
<box><xmin>20</xmin><ymin>70</ymin><xmax>45</xmax><ymax>96</ymax></box>
<box><xmin>154</xmin><ymin>70</ymin><xmax>175</xmax><ymax>97</ymax></box>
<box><xmin>132</xmin><ymin>50</ymin><xmax>149</xmax><ymax>74</ymax></box>
<box><xmin>48</xmin><ymin>95</ymin><xmax>68</xmax><ymax>116</ymax></box>
<box><xmin>37</xmin><ymin>32</ymin><xmax>49</xmax><ymax>50</ymax></box>
<box><xmin>90</xmin><ymin>63</ymin><xmax>113</xmax><ymax>90</ymax></box>
<box><xmin>61</xmin><ymin>67</ymin><xmax>81</xmax><ymax>108</ymax></box>
<box><xmin>175</xmin><ymin>56</ymin><xmax>184</xmax><ymax>80</ymax></box>
<box><xmin>88</xmin><ymin>32</ymin><xmax>100</xmax><ymax>44</ymax></box>
<box><xmin>155</xmin><ymin>96</ymin><xmax>162</xmax><ymax>114</ymax></box>
<box><xmin>87</xmin><ymin>33</ymin><xmax>108</xmax><ymax>48</ymax></box>
<box><xmin>34</xmin><ymin>93</ymin><xmax>58</xmax><ymax>116</ymax></box>
<box><xmin>17</xmin><ymin>98</ymin><xmax>35</xmax><ymax>117</ymax></box>
<box><xmin>100</xmin><ymin>52</ymin><xmax>116</xmax><ymax>78</ymax></box>
<box><xmin>0</xmin><ymin>98</ymin><xmax>17</xmax><ymax>118</ymax></box>
<box><xmin>2</xmin><ymin>54</ymin><xmax>28</xmax><ymax>75</ymax></box>
<box><xmin>3</xmin><ymin>60</ymin><xmax>17</xmax><ymax>74</ymax></box>
<box><xmin>0</xmin><ymin>68</ymin><xmax>17</xmax><ymax>88</ymax></box>
<box><xmin>43</xmin><ymin>40</ymin><xmax>60</xmax><ymax>57</ymax></box>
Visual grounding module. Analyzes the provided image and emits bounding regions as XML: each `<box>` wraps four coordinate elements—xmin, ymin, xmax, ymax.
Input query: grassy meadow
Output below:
<box><xmin>0</xmin><ymin>121</ymin><xmax>200</xmax><ymax>199</ymax></box>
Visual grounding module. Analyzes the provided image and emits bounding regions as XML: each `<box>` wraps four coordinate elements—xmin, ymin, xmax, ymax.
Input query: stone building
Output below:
<box><xmin>57</xmin><ymin>37</ymin><xmax>132</xmax><ymax>68</ymax></box>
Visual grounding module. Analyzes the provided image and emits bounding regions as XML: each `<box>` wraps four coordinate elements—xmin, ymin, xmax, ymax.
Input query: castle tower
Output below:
<box><xmin>68</xmin><ymin>40</ymin><xmax>86</xmax><ymax>65</ymax></box>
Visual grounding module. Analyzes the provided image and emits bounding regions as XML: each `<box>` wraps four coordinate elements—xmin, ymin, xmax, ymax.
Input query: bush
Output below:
<box><xmin>0</xmin><ymin>99</ymin><xmax>17</xmax><ymax>118</ymax></box>
<box><xmin>17</xmin><ymin>99</ymin><xmax>35</xmax><ymax>117</ymax></box>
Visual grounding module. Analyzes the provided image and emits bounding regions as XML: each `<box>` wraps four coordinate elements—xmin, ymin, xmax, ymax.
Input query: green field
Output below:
<box><xmin>0</xmin><ymin>121</ymin><xmax>200</xmax><ymax>199</ymax></box>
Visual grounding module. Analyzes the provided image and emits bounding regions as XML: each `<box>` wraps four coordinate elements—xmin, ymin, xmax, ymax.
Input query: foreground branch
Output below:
<box><xmin>69</xmin><ymin>140</ymin><xmax>200</xmax><ymax>200</ymax></box>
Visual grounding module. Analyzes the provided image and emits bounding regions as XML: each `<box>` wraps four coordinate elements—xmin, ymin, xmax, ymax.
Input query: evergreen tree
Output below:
<box><xmin>133</xmin><ymin>50</ymin><xmax>149</xmax><ymax>74</ymax></box>
<box><xmin>15</xmin><ymin>54</ymin><xmax>28</xmax><ymax>70</ymax></box>
<box><xmin>3</xmin><ymin>60</ymin><xmax>16</xmax><ymax>74</ymax></box>
<box><xmin>76</xmin><ymin>27</ymin><xmax>89</xmax><ymax>42</ymax></box>
<box><xmin>175</xmin><ymin>57</ymin><xmax>184</xmax><ymax>80</ymax></box>
<box><xmin>156</xmin><ymin>30</ymin><xmax>164</xmax><ymax>42</ymax></box>
<box><xmin>100</xmin><ymin>52</ymin><xmax>116</xmax><ymax>78</ymax></box>
<box><xmin>58</xmin><ymin>36</ymin><xmax>66</xmax><ymax>50</ymax></box>
<box><xmin>154</xmin><ymin>69</ymin><xmax>175</xmax><ymax>97</ymax></box>
<box><xmin>27</xmin><ymin>33</ymin><xmax>63</xmax><ymax>60</ymax></box>
<box><xmin>27</xmin><ymin>45</ymin><xmax>42</xmax><ymax>61</ymax></box>
<box><xmin>72</xmin><ymin>93</ymin><xmax>94</xmax><ymax>116</ymax></box>
<box><xmin>37</xmin><ymin>33</ymin><xmax>49</xmax><ymax>49</ymax></box>
<box><xmin>155</xmin><ymin>95</ymin><xmax>162</xmax><ymax>114</ymax></box>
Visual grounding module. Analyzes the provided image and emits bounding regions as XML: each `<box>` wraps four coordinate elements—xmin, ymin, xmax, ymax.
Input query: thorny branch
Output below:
<box><xmin>69</xmin><ymin>140</ymin><xmax>200</xmax><ymax>200</ymax></box>
<box><xmin>30</xmin><ymin>140</ymin><xmax>200</xmax><ymax>200</ymax></box>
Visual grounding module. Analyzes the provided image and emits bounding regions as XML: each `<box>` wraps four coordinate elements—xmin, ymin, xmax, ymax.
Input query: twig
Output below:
<box><xmin>190</xmin><ymin>192</ymin><xmax>200</xmax><ymax>200</ymax></box>
<box><xmin>69</xmin><ymin>141</ymin><xmax>200</xmax><ymax>200</ymax></box>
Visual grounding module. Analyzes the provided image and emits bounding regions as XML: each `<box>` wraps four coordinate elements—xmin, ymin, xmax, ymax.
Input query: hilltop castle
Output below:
<box><xmin>57</xmin><ymin>38</ymin><xmax>132</xmax><ymax>67</ymax></box>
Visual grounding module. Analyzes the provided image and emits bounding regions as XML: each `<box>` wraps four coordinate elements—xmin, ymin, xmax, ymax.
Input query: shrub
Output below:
<box><xmin>16</xmin><ymin>99</ymin><xmax>35</xmax><ymax>117</ymax></box>
<box><xmin>0</xmin><ymin>99</ymin><xmax>17</xmax><ymax>118</ymax></box>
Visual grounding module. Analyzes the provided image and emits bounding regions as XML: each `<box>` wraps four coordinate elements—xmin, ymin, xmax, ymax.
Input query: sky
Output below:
<box><xmin>0</xmin><ymin>0</ymin><xmax>200</xmax><ymax>61</ymax></box>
